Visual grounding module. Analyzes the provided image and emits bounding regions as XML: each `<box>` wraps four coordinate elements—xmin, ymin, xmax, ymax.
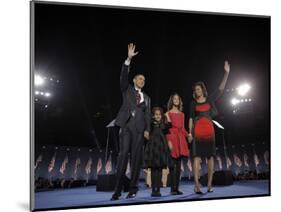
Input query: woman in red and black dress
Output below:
<box><xmin>188</xmin><ymin>61</ymin><xmax>230</xmax><ymax>193</ymax></box>
<box><xmin>165</xmin><ymin>93</ymin><xmax>189</xmax><ymax>195</ymax></box>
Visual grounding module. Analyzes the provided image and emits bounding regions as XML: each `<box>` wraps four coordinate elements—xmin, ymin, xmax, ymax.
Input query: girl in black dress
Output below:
<box><xmin>188</xmin><ymin>61</ymin><xmax>230</xmax><ymax>193</ymax></box>
<box><xmin>144</xmin><ymin>107</ymin><xmax>170</xmax><ymax>197</ymax></box>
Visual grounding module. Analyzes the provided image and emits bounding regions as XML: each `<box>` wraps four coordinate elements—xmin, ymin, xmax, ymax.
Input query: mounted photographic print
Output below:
<box><xmin>30</xmin><ymin>1</ymin><xmax>270</xmax><ymax>211</ymax></box>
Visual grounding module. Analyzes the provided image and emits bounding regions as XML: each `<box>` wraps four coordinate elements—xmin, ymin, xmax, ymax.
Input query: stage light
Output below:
<box><xmin>40</xmin><ymin>92</ymin><xmax>44</xmax><ymax>95</ymax></box>
<box><xmin>35</xmin><ymin>75</ymin><xmax>44</xmax><ymax>86</ymax></box>
<box><xmin>45</xmin><ymin>92</ymin><xmax>51</xmax><ymax>97</ymax></box>
<box><xmin>237</xmin><ymin>83</ymin><xmax>251</xmax><ymax>96</ymax></box>
<box><xmin>231</xmin><ymin>98</ymin><xmax>240</xmax><ymax>106</ymax></box>
<box><xmin>35</xmin><ymin>91</ymin><xmax>39</xmax><ymax>95</ymax></box>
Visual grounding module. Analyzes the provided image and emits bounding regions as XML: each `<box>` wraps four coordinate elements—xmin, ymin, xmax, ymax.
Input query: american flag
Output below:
<box><xmin>96</xmin><ymin>158</ymin><xmax>103</xmax><ymax>175</ymax></box>
<box><xmin>226</xmin><ymin>156</ymin><xmax>232</xmax><ymax>169</ymax></box>
<box><xmin>254</xmin><ymin>153</ymin><xmax>260</xmax><ymax>167</ymax></box>
<box><xmin>233</xmin><ymin>154</ymin><xmax>242</xmax><ymax>167</ymax></box>
<box><xmin>181</xmin><ymin>160</ymin><xmax>184</xmax><ymax>172</ymax></box>
<box><xmin>85</xmin><ymin>157</ymin><xmax>93</xmax><ymax>175</ymax></box>
<box><xmin>59</xmin><ymin>155</ymin><xmax>69</xmax><ymax>174</ymax></box>
<box><xmin>126</xmin><ymin>161</ymin><xmax>131</xmax><ymax>176</ymax></box>
<box><xmin>243</xmin><ymin>153</ymin><xmax>249</xmax><ymax>167</ymax></box>
<box><xmin>180</xmin><ymin>160</ymin><xmax>184</xmax><ymax>178</ymax></box>
<box><xmin>105</xmin><ymin>155</ymin><xmax>112</xmax><ymax>174</ymax></box>
<box><xmin>198</xmin><ymin>158</ymin><xmax>202</xmax><ymax>171</ymax></box>
<box><xmin>264</xmin><ymin>150</ymin><xmax>269</xmax><ymax>165</ymax></box>
<box><xmin>73</xmin><ymin>157</ymin><xmax>81</xmax><ymax>178</ymax></box>
<box><xmin>216</xmin><ymin>155</ymin><xmax>223</xmax><ymax>170</ymax></box>
<box><xmin>48</xmin><ymin>153</ymin><xmax>56</xmax><ymax>173</ymax></box>
<box><xmin>187</xmin><ymin>158</ymin><xmax>192</xmax><ymax>172</ymax></box>
<box><xmin>35</xmin><ymin>154</ymin><xmax>43</xmax><ymax>170</ymax></box>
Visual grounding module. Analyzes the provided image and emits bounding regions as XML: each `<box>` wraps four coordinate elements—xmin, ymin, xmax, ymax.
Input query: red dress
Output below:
<box><xmin>166</xmin><ymin>112</ymin><xmax>189</xmax><ymax>159</ymax></box>
<box><xmin>194</xmin><ymin>103</ymin><xmax>215</xmax><ymax>141</ymax></box>
<box><xmin>190</xmin><ymin>89</ymin><xmax>221</xmax><ymax>158</ymax></box>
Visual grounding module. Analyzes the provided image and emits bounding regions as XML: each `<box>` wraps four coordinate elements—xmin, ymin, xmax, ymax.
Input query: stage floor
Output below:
<box><xmin>34</xmin><ymin>180</ymin><xmax>269</xmax><ymax>211</ymax></box>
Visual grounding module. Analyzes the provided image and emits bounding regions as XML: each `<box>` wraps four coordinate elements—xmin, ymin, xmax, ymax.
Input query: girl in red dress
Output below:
<box><xmin>165</xmin><ymin>93</ymin><xmax>190</xmax><ymax>195</ymax></box>
<box><xmin>188</xmin><ymin>61</ymin><xmax>230</xmax><ymax>194</ymax></box>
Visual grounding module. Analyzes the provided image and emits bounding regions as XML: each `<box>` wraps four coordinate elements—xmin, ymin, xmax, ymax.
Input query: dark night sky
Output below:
<box><xmin>34</xmin><ymin>2</ymin><xmax>270</xmax><ymax>150</ymax></box>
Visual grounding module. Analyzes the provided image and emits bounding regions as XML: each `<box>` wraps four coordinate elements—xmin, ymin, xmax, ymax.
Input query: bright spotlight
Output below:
<box><xmin>237</xmin><ymin>83</ymin><xmax>251</xmax><ymax>96</ymax></box>
<box><xmin>45</xmin><ymin>92</ymin><xmax>51</xmax><ymax>97</ymax></box>
<box><xmin>35</xmin><ymin>75</ymin><xmax>44</xmax><ymax>86</ymax></box>
<box><xmin>35</xmin><ymin>90</ymin><xmax>39</xmax><ymax>95</ymax></box>
<box><xmin>231</xmin><ymin>98</ymin><xmax>240</xmax><ymax>106</ymax></box>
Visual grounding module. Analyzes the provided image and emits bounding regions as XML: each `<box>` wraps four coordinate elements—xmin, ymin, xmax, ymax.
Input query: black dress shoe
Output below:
<box><xmin>207</xmin><ymin>188</ymin><xmax>214</xmax><ymax>193</ymax></box>
<box><xmin>175</xmin><ymin>190</ymin><xmax>183</xmax><ymax>195</ymax></box>
<box><xmin>151</xmin><ymin>191</ymin><xmax>162</xmax><ymax>197</ymax></box>
<box><xmin>156</xmin><ymin>191</ymin><xmax>162</xmax><ymax>197</ymax></box>
<box><xmin>111</xmin><ymin>193</ymin><xmax>121</xmax><ymax>201</ymax></box>
<box><xmin>194</xmin><ymin>188</ymin><xmax>203</xmax><ymax>194</ymax></box>
<box><xmin>126</xmin><ymin>192</ymin><xmax>137</xmax><ymax>199</ymax></box>
<box><xmin>171</xmin><ymin>190</ymin><xmax>183</xmax><ymax>195</ymax></box>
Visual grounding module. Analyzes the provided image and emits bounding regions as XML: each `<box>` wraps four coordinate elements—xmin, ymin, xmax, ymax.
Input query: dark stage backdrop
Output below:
<box><xmin>34</xmin><ymin>3</ymin><xmax>270</xmax><ymax>152</ymax></box>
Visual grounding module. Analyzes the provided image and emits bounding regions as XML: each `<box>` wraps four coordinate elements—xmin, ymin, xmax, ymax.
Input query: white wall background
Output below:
<box><xmin>0</xmin><ymin>0</ymin><xmax>279</xmax><ymax>211</ymax></box>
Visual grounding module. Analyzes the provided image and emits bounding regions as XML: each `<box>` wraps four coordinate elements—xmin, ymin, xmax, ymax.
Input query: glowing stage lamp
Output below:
<box><xmin>45</xmin><ymin>92</ymin><xmax>51</xmax><ymax>97</ymax></box>
<box><xmin>231</xmin><ymin>98</ymin><xmax>240</xmax><ymax>106</ymax></box>
<box><xmin>35</xmin><ymin>75</ymin><xmax>44</xmax><ymax>86</ymax></box>
<box><xmin>237</xmin><ymin>83</ymin><xmax>251</xmax><ymax>96</ymax></box>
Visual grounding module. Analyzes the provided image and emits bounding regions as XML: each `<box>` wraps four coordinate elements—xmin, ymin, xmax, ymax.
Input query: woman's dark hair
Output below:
<box><xmin>192</xmin><ymin>81</ymin><xmax>208</xmax><ymax>99</ymax></box>
<box><xmin>167</xmin><ymin>93</ymin><xmax>183</xmax><ymax>111</ymax></box>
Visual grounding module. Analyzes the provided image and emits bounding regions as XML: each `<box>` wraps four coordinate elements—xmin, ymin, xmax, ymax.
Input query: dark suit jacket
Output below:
<box><xmin>115</xmin><ymin>63</ymin><xmax>151</xmax><ymax>133</ymax></box>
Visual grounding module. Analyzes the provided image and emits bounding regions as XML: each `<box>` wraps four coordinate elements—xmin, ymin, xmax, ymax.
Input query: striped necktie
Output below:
<box><xmin>136</xmin><ymin>90</ymin><xmax>141</xmax><ymax>105</ymax></box>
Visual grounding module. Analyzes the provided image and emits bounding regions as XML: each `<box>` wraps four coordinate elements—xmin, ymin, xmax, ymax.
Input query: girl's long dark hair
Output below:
<box><xmin>151</xmin><ymin>107</ymin><xmax>169</xmax><ymax>129</ymax></box>
<box><xmin>167</xmin><ymin>93</ymin><xmax>183</xmax><ymax>111</ymax></box>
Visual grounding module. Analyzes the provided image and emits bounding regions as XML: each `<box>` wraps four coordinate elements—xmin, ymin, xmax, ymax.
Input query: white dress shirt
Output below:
<box><xmin>134</xmin><ymin>86</ymin><xmax>144</xmax><ymax>103</ymax></box>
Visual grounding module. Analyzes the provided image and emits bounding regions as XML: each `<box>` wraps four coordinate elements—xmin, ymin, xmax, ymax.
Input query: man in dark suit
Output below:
<box><xmin>111</xmin><ymin>43</ymin><xmax>151</xmax><ymax>200</ymax></box>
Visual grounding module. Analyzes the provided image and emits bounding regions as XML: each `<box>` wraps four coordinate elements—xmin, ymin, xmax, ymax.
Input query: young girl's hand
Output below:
<box><xmin>144</xmin><ymin>131</ymin><xmax>150</xmax><ymax>140</ymax></box>
<box><xmin>187</xmin><ymin>133</ymin><xmax>193</xmax><ymax>143</ymax></box>
<box><xmin>165</xmin><ymin>112</ymin><xmax>171</xmax><ymax>123</ymax></box>
<box><xmin>168</xmin><ymin>141</ymin><xmax>173</xmax><ymax>150</ymax></box>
